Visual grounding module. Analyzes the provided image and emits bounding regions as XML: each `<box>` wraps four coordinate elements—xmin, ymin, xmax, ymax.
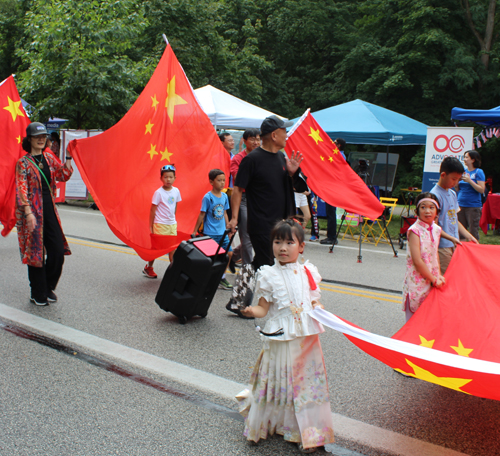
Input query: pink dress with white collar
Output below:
<box><xmin>402</xmin><ymin>218</ymin><xmax>442</xmax><ymax>313</ymax></box>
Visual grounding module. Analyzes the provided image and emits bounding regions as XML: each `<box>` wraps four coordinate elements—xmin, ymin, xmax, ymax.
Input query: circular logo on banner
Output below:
<box><xmin>433</xmin><ymin>135</ymin><xmax>466</xmax><ymax>154</ymax></box>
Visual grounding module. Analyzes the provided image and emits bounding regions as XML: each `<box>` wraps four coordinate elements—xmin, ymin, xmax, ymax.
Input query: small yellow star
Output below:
<box><xmin>165</xmin><ymin>76</ymin><xmax>187</xmax><ymax>123</ymax></box>
<box><xmin>17</xmin><ymin>135</ymin><xmax>21</xmax><ymax>144</ymax></box>
<box><xmin>320</xmin><ymin>156</ymin><xmax>325</xmax><ymax>161</ymax></box>
<box><xmin>151</xmin><ymin>94</ymin><xmax>159</xmax><ymax>110</ymax></box>
<box><xmin>451</xmin><ymin>339</ymin><xmax>473</xmax><ymax>357</ymax></box>
<box><xmin>160</xmin><ymin>148</ymin><xmax>173</xmax><ymax>162</ymax></box>
<box><xmin>332</xmin><ymin>148</ymin><xmax>339</xmax><ymax>154</ymax></box>
<box><xmin>328</xmin><ymin>156</ymin><xmax>334</xmax><ymax>163</ymax></box>
<box><xmin>145</xmin><ymin>120</ymin><xmax>154</xmax><ymax>135</ymax></box>
<box><xmin>3</xmin><ymin>96</ymin><xmax>25</xmax><ymax>122</ymax></box>
<box><xmin>146</xmin><ymin>144</ymin><xmax>158</xmax><ymax>159</ymax></box>
<box><xmin>394</xmin><ymin>359</ymin><xmax>472</xmax><ymax>394</ymax></box>
<box><xmin>419</xmin><ymin>335</ymin><xmax>435</xmax><ymax>348</ymax></box>
<box><xmin>308</xmin><ymin>127</ymin><xmax>323</xmax><ymax>145</ymax></box>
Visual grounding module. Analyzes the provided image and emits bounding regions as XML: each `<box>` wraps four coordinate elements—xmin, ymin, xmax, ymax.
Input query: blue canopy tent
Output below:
<box><xmin>308</xmin><ymin>99</ymin><xmax>428</xmax><ymax>145</ymax></box>
<box><xmin>293</xmin><ymin>99</ymin><xmax>428</xmax><ymax>197</ymax></box>
<box><xmin>451</xmin><ymin>106</ymin><xmax>500</xmax><ymax>127</ymax></box>
<box><xmin>291</xmin><ymin>99</ymin><xmax>428</xmax><ymax>258</ymax></box>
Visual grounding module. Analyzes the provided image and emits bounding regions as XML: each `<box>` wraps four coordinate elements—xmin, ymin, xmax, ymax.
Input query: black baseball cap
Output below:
<box><xmin>260</xmin><ymin>115</ymin><xmax>293</xmax><ymax>136</ymax></box>
<box><xmin>26</xmin><ymin>122</ymin><xmax>48</xmax><ymax>136</ymax></box>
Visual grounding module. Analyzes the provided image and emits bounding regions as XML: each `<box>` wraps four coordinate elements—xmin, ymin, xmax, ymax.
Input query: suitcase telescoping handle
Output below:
<box><xmin>214</xmin><ymin>228</ymin><xmax>236</xmax><ymax>257</ymax></box>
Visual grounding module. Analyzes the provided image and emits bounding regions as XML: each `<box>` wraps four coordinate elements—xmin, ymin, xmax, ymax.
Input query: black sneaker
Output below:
<box><xmin>30</xmin><ymin>296</ymin><xmax>48</xmax><ymax>306</ymax></box>
<box><xmin>226</xmin><ymin>298</ymin><xmax>240</xmax><ymax>314</ymax></box>
<box><xmin>319</xmin><ymin>238</ymin><xmax>335</xmax><ymax>245</ymax></box>
<box><xmin>47</xmin><ymin>291</ymin><xmax>57</xmax><ymax>303</ymax></box>
<box><xmin>228</xmin><ymin>258</ymin><xmax>236</xmax><ymax>274</ymax></box>
<box><xmin>236</xmin><ymin>306</ymin><xmax>255</xmax><ymax>320</ymax></box>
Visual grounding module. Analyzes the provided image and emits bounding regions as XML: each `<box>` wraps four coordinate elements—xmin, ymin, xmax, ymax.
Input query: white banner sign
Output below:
<box><xmin>422</xmin><ymin>126</ymin><xmax>474</xmax><ymax>191</ymax></box>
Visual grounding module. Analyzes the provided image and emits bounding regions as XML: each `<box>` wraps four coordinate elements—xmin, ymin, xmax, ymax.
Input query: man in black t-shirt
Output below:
<box><xmin>226</xmin><ymin>115</ymin><xmax>303</xmax><ymax>317</ymax></box>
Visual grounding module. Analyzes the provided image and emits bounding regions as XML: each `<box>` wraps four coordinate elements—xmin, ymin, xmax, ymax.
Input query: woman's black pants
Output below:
<box><xmin>28</xmin><ymin>193</ymin><xmax>65</xmax><ymax>301</ymax></box>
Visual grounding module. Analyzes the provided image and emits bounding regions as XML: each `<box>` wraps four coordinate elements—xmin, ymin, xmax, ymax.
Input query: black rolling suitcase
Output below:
<box><xmin>155</xmin><ymin>230</ymin><xmax>234</xmax><ymax>324</ymax></box>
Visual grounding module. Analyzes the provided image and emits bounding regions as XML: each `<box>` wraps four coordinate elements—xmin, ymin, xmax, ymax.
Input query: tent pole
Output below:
<box><xmin>385</xmin><ymin>145</ymin><xmax>389</xmax><ymax>197</ymax></box>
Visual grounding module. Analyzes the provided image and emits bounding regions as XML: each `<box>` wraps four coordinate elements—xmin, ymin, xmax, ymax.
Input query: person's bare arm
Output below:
<box><xmin>240</xmin><ymin>297</ymin><xmax>271</xmax><ymax>318</ymax></box>
<box><xmin>193</xmin><ymin>212</ymin><xmax>205</xmax><ymax>236</ymax></box>
<box><xmin>458</xmin><ymin>221</ymin><xmax>479</xmax><ymax>244</ymax></box>
<box><xmin>228</xmin><ymin>186</ymin><xmax>243</xmax><ymax>232</ymax></box>
<box><xmin>149</xmin><ymin>204</ymin><xmax>157</xmax><ymax>234</ymax></box>
<box><xmin>408</xmin><ymin>232</ymin><xmax>445</xmax><ymax>287</ymax></box>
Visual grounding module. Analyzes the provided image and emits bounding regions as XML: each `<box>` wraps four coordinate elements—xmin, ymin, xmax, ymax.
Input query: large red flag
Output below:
<box><xmin>0</xmin><ymin>76</ymin><xmax>31</xmax><ymax>236</ymax></box>
<box><xmin>313</xmin><ymin>243</ymin><xmax>500</xmax><ymax>401</ymax></box>
<box><xmin>68</xmin><ymin>44</ymin><xmax>229</xmax><ymax>261</ymax></box>
<box><xmin>285</xmin><ymin>109</ymin><xmax>384</xmax><ymax>220</ymax></box>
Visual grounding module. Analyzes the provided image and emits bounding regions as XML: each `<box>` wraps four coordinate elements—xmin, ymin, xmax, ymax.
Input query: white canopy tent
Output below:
<box><xmin>194</xmin><ymin>84</ymin><xmax>287</xmax><ymax>129</ymax></box>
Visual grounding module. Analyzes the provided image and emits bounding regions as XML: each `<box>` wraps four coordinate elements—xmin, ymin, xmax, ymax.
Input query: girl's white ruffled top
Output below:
<box><xmin>255</xmin><ymin>259</ymin><xmax>324</xmax><ymax>343</ymax></box>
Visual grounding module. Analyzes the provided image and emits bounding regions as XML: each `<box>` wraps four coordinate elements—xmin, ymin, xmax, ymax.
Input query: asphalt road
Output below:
<box><xmin>1</xmin><ymin>204</ymin><xmax>499</xmax><ymax>456</ymax></box>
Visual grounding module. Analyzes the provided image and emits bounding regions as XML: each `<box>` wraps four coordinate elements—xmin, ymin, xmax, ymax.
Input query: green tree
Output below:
<box><xmin>17</xmin><ymin>0</ymin><xmax>147</xmax><ymax>129</ymax></box>
<box><xmin>0</xmin><ymin>0</ymin><xmax>29</xmax><ymax>80</ymax></box>
<box><xmin>139</xmin><ymin>0</ymin><xmax>270</xmax><ymax>105</ymax></box>
<box><xmin>331</xmin><ymin>0</ymin><xmax>500</xmax><ymax>125</ymax></box>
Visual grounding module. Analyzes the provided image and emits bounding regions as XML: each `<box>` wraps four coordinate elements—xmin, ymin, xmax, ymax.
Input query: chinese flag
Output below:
<box><xmin>313</xmin><ymin>243</ymin><xmax>500</xmax><ymax>401</ymax></box>
<box><xmin>0</xmin><ymin>76</ymin><xmax>31</xmax><ymax>236</ymax></box>
<box><xmin>285</xmin><ymin>109</ymin><xmax>384</xmax><ymax>220</ymax></box>
<box><xmin>68</xmin><ymin>44</ymin><xmax>229</xmax><ymax>261</ymax></box>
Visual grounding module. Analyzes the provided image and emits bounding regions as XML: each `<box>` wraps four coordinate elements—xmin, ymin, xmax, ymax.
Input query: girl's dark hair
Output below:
<box><xmin>270</xmin><ymin>218</ymin><xmax>305</xmax><ymax>244</ymax></box>
<box><xmin>50</xmin><ymin>132</ymin><xmax>60</xmax><ymax>143</ymax></box>
<box><xmin>465</xmin><ymin>150</ymin><xmax>481</xmax><ymax>168</ymax></box>
<box><xmin>415</xmin><ymin>192</ymin><xmax>440</xmax><ymax>216</ymax></box>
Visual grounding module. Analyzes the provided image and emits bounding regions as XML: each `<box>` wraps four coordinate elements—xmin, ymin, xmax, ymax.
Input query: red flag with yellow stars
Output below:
<box><xmin>68</xmin><ymin>44</ymin><xmax>230</xmax><ymax>261</ymax></box>
<box><xmin>312</xmin><ymin>243</ymin><xmax>500</xmax><ymax>401</ymax></box>
<box><xmin>285</xmin><ymin>109</ymin><xmax>384</xmax><ymax>220</ymax></box>
<box><xmin>0</xmin><ymin>76</ymin><xmax>31</xmax><ymax>236</ymax></box>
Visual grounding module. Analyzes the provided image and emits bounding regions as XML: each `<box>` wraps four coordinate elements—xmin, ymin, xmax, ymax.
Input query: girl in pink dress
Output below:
<box><xmin>237</xmin><ymin>219</ymin><xmax>334</xmax><ymax>453</ymax></box>
<box><xmin>402</xmin><ymin>192</ymin><xmax>446</xmax><ymax>321</ymax></box>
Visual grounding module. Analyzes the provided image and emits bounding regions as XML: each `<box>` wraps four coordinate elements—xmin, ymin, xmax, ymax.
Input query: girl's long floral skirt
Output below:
<box><xmin>236</xmin><ymin>335</ymin><xmax>334</xmax><ymax>450</ymax></box>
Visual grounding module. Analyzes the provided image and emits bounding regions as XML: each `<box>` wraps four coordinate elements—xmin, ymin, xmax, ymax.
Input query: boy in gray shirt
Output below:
<box><xmin>430</xmin><ymin>157</ymin><xmax>478</xmax><ymax>274</ymax></box>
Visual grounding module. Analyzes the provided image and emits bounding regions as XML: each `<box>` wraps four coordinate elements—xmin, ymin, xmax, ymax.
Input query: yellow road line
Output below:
<box><xmin>320</xmin><ymin>283</ymin><xmax>400</xmax><ymax>299</ymax></box>
<box><xmin>319</xmin><ymin>285</ymin><xmax>400</xmax><ymax>303</ymax></box>
<box><xmin>67</xmin><ymin>238</ymin><xmax>171</xmax><ymax>262</ymax></box>
<box><xmin>66</xmin><ymin>236</ymin><xmax>399</xmax><ymax>299</ymax></box>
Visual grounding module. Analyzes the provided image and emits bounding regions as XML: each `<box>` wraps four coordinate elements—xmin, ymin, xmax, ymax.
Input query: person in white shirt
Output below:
<box><xmin>143</xmin><ymin>164</ymin><xmax>182</xmax><ymax>278</ymax></box>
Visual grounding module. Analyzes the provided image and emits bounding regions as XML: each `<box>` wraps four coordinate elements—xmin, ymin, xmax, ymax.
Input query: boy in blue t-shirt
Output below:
<box><xmin>193</xmin><ymin>169</ymin><xmax>233</xmax><ymax>290</ymax></box>
<box><xmin>430</xmin><ymin>157</ymin><xmax>478</xmax><ymax>274</ymax></box>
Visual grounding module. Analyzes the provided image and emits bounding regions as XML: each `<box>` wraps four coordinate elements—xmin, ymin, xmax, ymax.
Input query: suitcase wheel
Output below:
<box><xmin>178</xmin><ymin>316</ymin><xmax>188</xmax><ymax>325</ymax></box>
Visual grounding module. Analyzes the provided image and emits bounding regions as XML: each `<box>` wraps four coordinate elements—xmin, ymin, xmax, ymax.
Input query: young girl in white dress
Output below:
<box><xmin>237</xmin><ymin>219</ymin><xmax>334</xmax><ymax>453</ymax></box>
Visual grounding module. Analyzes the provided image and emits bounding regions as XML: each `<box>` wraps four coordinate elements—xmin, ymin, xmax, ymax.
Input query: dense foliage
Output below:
<box><xmin>2</xmin><ymin>0</ymin><xmax>500</xmax><ymax>189</ymax></box>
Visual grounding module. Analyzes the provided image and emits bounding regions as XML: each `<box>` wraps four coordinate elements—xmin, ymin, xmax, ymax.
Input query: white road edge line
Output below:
<box><xmin>0</xmin><ymin>303</ymin><xmax>468</xmax><ymax>456</ymax></box>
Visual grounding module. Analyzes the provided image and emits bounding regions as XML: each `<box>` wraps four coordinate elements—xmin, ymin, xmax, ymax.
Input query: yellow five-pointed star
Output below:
<box><xmin>419</xmin><ymin>335</ymin><xmax>435</xmax><ymax>348</ymax></box>
<box><xmin>308</xmin><ymin>127</ymin><xmax>323</xmax><ymax>145</ymax></box>
<box><xmin>151</xmin><ymin>94</ymin><xmax>159</xmax><ymax>110</ymax></box>
<box><xmin>146</xmin><ymin>144</ymin><xmax>158</xmax><ymax>159</ymax></box>
<box><xmin>328</xmin><ymin>156</ymin><xmax>334</xmax><ymax>163</ymax></box>
<box><xmin>165</xmin><ymin>76</ymin><xmax>187</xmax><ymax>123</ymax></box>
<box><xmin>160</xmin><ymin>148</ymin><xmax>173</xmax><ymax>162</ymax></box>
<box><xmin>145</xmin><ymin>120</ymin><xmax>154</xmax><ymax>135</ymax></box>
<box><xmin>394</xmin><ymin>360</ymin><xmax>472</xmax><ymax>393</ymax></box>
<box><xmin>17</xmin><ymin>135</ymin><xmax>21</xmax><ymax>144</ymax></box>
<box><xmin>320</xmin><ymin>156</ymin><xmax>325</xmax><ymax>161</ymax></box>
<box><xmin>451</xmin><ymin>339</ymin><xmax>473</xmax><ymax>357</ymax></box>
<box><xmin>3</xmin><ymin>96</ymin><xmax>25</xmax><ymax>122</ymax></box>
<box><xmin>332</xmin><ymin>148</ymin><xmax>339</xmax><ymax>154</ymax></box>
